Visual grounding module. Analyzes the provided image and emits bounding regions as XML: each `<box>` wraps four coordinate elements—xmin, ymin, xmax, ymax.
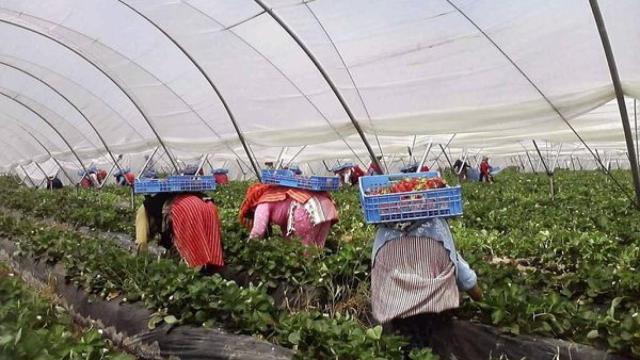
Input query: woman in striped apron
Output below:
<box><xmin>239</xmin><ymin>184</ymin><xmax>338</xmax><ymax>248</ymax></box>
<box><xmin>371</xmin><ymin>218</ymin><xmax>482</xmax><ymax>356</ymax></box>
<box><xmin>135</xmin><ymin>192</ymin><xmax>224</xmax><ymax>274</ymax></box>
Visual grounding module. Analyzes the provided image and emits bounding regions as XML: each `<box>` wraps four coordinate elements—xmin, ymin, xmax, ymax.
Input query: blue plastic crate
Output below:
<box><xmin>358</xmin><ymin>172</ymin><xmax>463</xmax><ymax>223</ymax></box>
<box><xmin>134</xmin><ymin>175</ymin><xmax>216</xmax><ymax>195</ymax></box>
<box><xmin>212</xmin><ymin>168</ymin><xmax>229</xmax><ymax>175</ymax></box>
<box><xmin>261</xmin><ymin>169</ymin><xmax>339</xmax><ymax>191</ymax></box>
<box><xmin>400</xmin><ymin>163</ymin><xmax>418</xmax><ymax>173</ymax></box>
<box><xmin>331</xmin><ymin>162</ymin><xmax>354</xmax><ymax>173</ymax></box>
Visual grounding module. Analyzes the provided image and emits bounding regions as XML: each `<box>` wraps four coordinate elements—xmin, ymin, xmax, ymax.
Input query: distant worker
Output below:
<box><xmin>264</xmin><ymin>161</ymin><xmax>275</xmax><ymax>170</ymax></box>
<box><xmin>334</xmin><ymin>163</ymin><xmax>365</xmax><ymax>187</ymax></box>
<box><xmin>287</xmin><ymin>164</ymin><xmax>302</xmax><ymax>175</ymax></box>
<box><xmin>479</xmin><ymin>157</ymin><xmax>494</xmax><ymax>183</ymax></box>
<box><xmin>46</xmin><ymin>176</ymin><xmax>63</xmax><ymax>190</ymax></box>
<box><xmin>114</xmin><ymin>168</ymin><xmax>135</xmax><ymax>186</ymax></box>
<box><xmin>452</xmin><ymin>159</ymin><xmax>471</xmax><ymax>182</ymax></box>
<box><xmin>367</xmin><ymin>156</ymin><xmax>384</xmax><ymax>175</ymax></box>
<box><xmin>135</xmin><ymin>192</ymin><xmax>224</xmax><ymax>274</ymax></box>
<box><xmin>96</xmin><ymin>168</ymin><xmax>107</xmax><ymax>184</ymax></box>
<box><xmin>141</xmin><ymin>169</ymin><xmax>158</xmax><ymax>179</ymax></box>
<box><xmin>213</xmin><ymin>168</ymin><xmax>229</xmax><ymax>185</ymax></box>
<box><xmin>239</xmin><ymin>183</ymin><xmax>338</xmax><ymax>248</ymax></box>
<box><xmin>182</xmin><ymin>165</ymin><xmax>204</xmax><ymax>176</ymax></box>
<box><xmin>368</xmin><ymin>180</ymin><xmax>482</xmax><ymax>356</ymax></box>
<box><xmin>79</xmin><ymin>168</ymin><xmax>99</xmax><ymax>188</ymax></box>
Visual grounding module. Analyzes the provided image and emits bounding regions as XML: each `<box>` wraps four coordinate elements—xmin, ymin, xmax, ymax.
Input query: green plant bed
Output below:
<box><xmin>0</xmin><ymin>210</ymin><xmax>432</xmax><ymax>359</ymax></box>
<box><xmin>0</xmin><ymin>170</ymin><xmax>639</xmax><ymax>356</ymax></box>
<box><xmin>0</xmin><ymin>262</ymin><xmax>134</xmax><ymax>360</ymax></box>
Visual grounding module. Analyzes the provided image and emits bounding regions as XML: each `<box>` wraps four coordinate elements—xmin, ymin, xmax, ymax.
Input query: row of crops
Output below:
<box><xmin>0</xmin><ymin>170</ymin><xmax>638</xmax><ymax>358</ymax></box>
<box><xmin>0</xmin><ymin>262</ymin><xmax>133</xmax><ymax>359</ymax></box>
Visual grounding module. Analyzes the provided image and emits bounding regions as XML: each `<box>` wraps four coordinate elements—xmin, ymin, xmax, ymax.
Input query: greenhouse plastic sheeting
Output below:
<box><xmin>0</xmin><ymin>0</ymin><xmax>638</xmax><ymax>172</ymax></box>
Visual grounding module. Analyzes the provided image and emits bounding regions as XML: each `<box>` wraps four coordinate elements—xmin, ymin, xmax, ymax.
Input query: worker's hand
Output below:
<box><xmin>136</xmin><ymin>242</ymin><xmax>148</xmax><ymax>254</ymax></box>
<box><xmin>467</xmin><ymin>284</ymin><xmax>483</xmax><ymax>301</ymax></box>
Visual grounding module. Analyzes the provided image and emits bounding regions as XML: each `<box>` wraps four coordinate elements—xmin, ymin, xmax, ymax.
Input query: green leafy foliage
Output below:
<box><xmin>0</xmin><ymin>210</ymin><xmax>421</xmax><ymax>359</ymax></box>
<box><xmin>1</xmin><ymin>170</ymin><xmax>639</xmax><ymax>356</ymax></box>
<box><xmin>0</xmin><ymin>263</ymin><xmax>133</xmax><ymax>360</ymax></box>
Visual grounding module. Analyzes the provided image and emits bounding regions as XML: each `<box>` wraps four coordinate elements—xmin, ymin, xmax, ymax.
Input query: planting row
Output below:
<box><xmin>0</xmin><ymin>262</ymin><xmax>133</xmax><ymax>360</ymax></box>
<box><xmin>0</xmin><ymin>171</ymin><xmax>639</xmax><ymax>356</ymax></box>
<box><xmin>0</xmin><ymin>208</ymin><xmax>436</xmax><ymax>359</ymax></box>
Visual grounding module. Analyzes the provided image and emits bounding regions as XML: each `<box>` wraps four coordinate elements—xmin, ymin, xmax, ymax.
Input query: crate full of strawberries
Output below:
<box><xmin>358</xmin><ymin>172</ymin><xmax>463</xmax><ymax>224</ymax></box>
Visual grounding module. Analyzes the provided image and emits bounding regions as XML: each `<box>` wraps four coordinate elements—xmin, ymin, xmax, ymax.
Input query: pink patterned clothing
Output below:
<box><xmin>249</xmin><ymin>194</ymin><xmax>338</xmax><ymax>248</ymax></box>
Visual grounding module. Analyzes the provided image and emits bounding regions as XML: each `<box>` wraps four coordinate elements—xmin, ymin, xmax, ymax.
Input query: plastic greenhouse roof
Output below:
<box><xmin>0</xmin><ymin>0</ymin><xmax>638</xmax><ymax>177</ymax></box>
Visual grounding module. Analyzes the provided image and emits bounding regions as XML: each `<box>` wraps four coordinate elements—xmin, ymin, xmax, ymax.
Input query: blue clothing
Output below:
<box><xmin>372</xmin><ymin>218</ymin><xmax>477</xmax><ymax>291</ymax></box>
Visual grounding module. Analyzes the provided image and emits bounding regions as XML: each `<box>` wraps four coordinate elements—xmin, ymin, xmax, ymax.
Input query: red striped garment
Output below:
<box><xmin>170</xmin><ymin>195</ymin><xmax>223</xmax><ymax>268</ymax></box>
<box><xmin>371</xmin><ymin>236</ymin><xmax>459</xmax><ymax>324</ymax></box>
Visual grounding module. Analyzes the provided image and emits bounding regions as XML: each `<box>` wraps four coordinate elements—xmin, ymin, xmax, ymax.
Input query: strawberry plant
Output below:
<box><xmin>0</xmin><ymin>263</ymin><xmax>133</xmax><ymax>360</ymax></box>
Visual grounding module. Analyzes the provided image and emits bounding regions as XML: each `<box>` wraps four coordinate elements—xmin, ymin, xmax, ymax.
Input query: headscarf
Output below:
<box><xmin>238</xmin><ymin>183</ymin><xmax>320</xmax><ymax>228</ymax></box>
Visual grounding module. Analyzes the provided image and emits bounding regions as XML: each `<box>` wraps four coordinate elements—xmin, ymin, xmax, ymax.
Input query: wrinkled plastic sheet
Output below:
<box><xmin>0</xmin><ymin>233</ymin><xmax>631</xmax><ymax>360</ymax></box>
<box><xmin>0</xmin><ymin>238</ymin><xmax>293</xmax><ymax>360</ymax></box>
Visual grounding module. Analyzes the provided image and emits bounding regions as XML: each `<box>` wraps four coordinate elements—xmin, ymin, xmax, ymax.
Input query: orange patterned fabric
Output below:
<box><xmin>239</xmin><ymin>183</ymin><xmax>327</xmax><ymax>228</ymax></box>
<box><xmin>171</xmin><ymin>195</ymin><xmax>224</xmax><ymax>267</ymax></box>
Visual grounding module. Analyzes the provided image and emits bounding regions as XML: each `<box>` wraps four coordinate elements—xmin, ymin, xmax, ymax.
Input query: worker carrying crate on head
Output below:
<box><xmin>114</xmin><ymin>168</ymin><xmax>135</xmax><ymax>186</ymax></box>
<box><xmin>239</xmin><ymin>182</ymin><xmax>338</xmax><ymax>249</ymax></box>
<box><xmin>332</xmin><ymin>162</ymin><xmax>365</xmax><ymax>187</ymax></box>
<box><xmin>212</xmin><ymin>168</ymin><xmax>229</xmax><ymax>185</ymax></box>
<box><xmin>135</xmin><ymin>192</ymin><xmax>224</xmax><ymax>275</ymax></box>
<box><xmin>78</xmin><ymin>167</ymin><xmax>99</xmax><ymax>188</ymax></box>
<box><xmin>359</xmin><ymin>172</ymin><xmax>482</xmax><ymax>357</ymax></box>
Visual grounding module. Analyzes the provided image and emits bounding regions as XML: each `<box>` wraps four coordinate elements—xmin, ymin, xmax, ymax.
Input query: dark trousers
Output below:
<box><xmin>386</xmin><ymin>311</ymin><xmax>455</xmax><ymax>359</ymax></box>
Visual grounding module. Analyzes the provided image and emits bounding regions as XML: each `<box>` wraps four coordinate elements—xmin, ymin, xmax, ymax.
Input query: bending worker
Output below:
<box><xmin>135</xmin><ymin>192</ymin><xmax>224</xmax><ymax>274</ymax></box>
<box><xmin>79</xmin><ymin>168</ymin><xmax>99</xmax><ymax>188</ymax></box>
<box><xmin>370</xmin><ymin>183</ymin><xmax>482</xmax><ymax>356</ymax></box>
<box><xmin>239</xmin><ymin>183</ymin><xmax>338</xmax><ymax>248</ymax></box>
<box><xmin>46</xmin><ymin>176</ymin><xmax>63</xmax><ymax>190</ymax></box>
<box><xmin>479</xmin><ymin>156</ymin><xmax>494</xmax><ymax>183</ymax></box>
<box><xmin>334</xmin><ymin>163</ymin><xmax>365</xmax><ymax>187</ymax></box>
<box><xmin>213</xmin><ymin>169</ymin><xmax>229</xmax><ymax>185</ymax></box>
<box><xmin>114</xmin><ymin>168</ymin><xmax>135</xmax><ymax>186</ymax></box>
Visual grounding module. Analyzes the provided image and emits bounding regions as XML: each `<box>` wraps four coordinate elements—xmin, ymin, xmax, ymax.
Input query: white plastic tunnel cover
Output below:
<box><xmin>0</xmin><ymin>0</ymin><xmax>637</xmax><ymax>174</ymax></box>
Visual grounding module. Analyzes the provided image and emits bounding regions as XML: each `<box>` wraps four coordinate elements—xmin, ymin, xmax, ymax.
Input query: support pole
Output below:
<box><xmin>236</xmin><ymin>158</ymin><xmax>247</xmax><ymax>178</ymax></box>
<box><xmin>0</xmin><ymin>92</ymin><xmax>90</xmax><ymax>179</ymax></box>
<box><xmin>429</xmin><ymin>134</ymin><xmax>457</xmax><ymax>169</ymax></box>
<box><xmin>533</xmin><ymin>140</ymin><xmax>554</xmax><ymax>197</ymax></box>
<box><xmin>410</xmin><ymin>135</ymin><xmax>417</xmax><ymax>163</ymax></box>
<box><xmin>455</xmin><ymin>152</ymin><xmax>468</xmax><ymax>176</ymax></box>
<box><xmin>284</xmin><ymin>145</ymin><xmax>308</xmax><ymax>169</ymax></box>
<box><xmin>275</xmin><ymin>147</ymin><xmax>288</xmax><ymax>169</ymax></box>
<box><xmin>31</xmin><ymin>161</ymin><xmax>50</xmax><ymax>186</ymax></box>
<box><xmin>18</xmin><ymin>164</ymin><xmax>36</xmax><ymax>188</ymax></box>
<box><xmin>117</xmin><ymin>0</ymin><xmax>260</xmax><ymax>179</ymax></box>
<box><xmin>439</xmin><ymin>144</ymin><xmax>454</xmax><ymax>170</ymax></box>
<box><xmin>17</xmin><ymin>126</ymin><xmax>74</xmax><ymax>184</ymax></box>
<box><xmin>100</xmin><ymin>161</ymin><xmax>118</xmax><ymax>189</ymax></box>
<box><xmin>524</xmin><ymin>148</ymin><xmax>537</xmax><ymax>173</ymax></box>
<box><xmin>254</xmin><ymin>0</ymin><xmax>383</xmax><ymax>173</ymax></box>
<box><xmin>635</xmin><ymin>98</ymin><xmax>639</xmax><ymax>166</ymax></box>
<box><xmin>590</xmin><ymin>0</ymin><xmax>640</xmax><ymax>206</ymax></box>
<box><xmin>551</xmin><ymin>144</ymin><xmax>563</xmax><ymax>172</ymax></box>
<box><xmin>195</xmin><ymin>154</ymin><xmax>209</xmax><ymax>176</ymax></box>
<box><xmin>321</xmin><ymin>160</ymin><xmax>332</xmax><ymax>173</ymax></box>
<box><xmin>137</xmin><ymin>146</ymin><xmax>160</xmax><ymax>179</ymax></box>
<box><xmin>518</xmin><ymin>155</ymin><xmax>527</xmax><ymax>171</ymax></box>
<box><xmin>0</xmin><ymin>61</ymin><xmax>125</xmax><ymax>177</ymax></box>
<box><xmin>532</xmin><ymin>140</ymin><xmax>552</xmax><ymax>176</ymax></box>
<box><xmin>0</xmin><ymin>19</ymin><xmax>180</xmax><ymax>174</ymax></box>
<box><xmin>417</xmin><ymin>141</ymin><xmax>433</xmax><ymax>172</ymax></box>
